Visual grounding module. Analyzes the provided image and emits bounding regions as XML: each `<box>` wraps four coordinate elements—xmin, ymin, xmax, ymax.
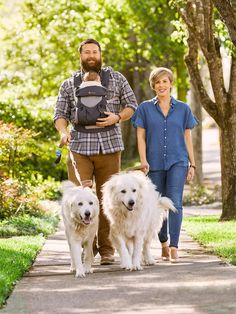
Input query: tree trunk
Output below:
<box><xmin>121</xmin><ymin>120</ymin><xmax>134</xmax><ymax>160</ymax></box>
<box><xmin>121</xmin><ymin>67</ymin><xmax>141</xmax><ymax>160</ymax></box>
<box><xmin>176</xmin><ymin>0</ymin><xmax>236</xmax><ymax>219</ymax></box>
<box><xmin>176</xmin><ymin>57</ymin><xmax>188</xmax><ymax>102</ymax></box>
<box><xmin>220</xmin><ymin>125</ymin><xmax>236</xmax><ymax>220</ymax></box>
<box><xmin>189</xmin><ymin>83</ymin><xmax>203</xmax><ymax>184</ymax></box>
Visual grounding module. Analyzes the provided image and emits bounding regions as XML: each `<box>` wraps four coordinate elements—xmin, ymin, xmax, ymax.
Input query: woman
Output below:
<box><xmin>131</xmin><ymin>67</ymin><xmax>198</xmax><ymax>263</ymax></box>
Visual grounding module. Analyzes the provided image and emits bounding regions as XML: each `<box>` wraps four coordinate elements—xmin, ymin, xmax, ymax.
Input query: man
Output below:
<box><xmin>54</xmin><ymin>38</ymin><xmax>137</xmax><ymax>265</ymax></box>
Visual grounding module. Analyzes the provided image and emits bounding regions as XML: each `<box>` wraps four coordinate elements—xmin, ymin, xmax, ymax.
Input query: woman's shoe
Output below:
<box><xmin>161</xmin><ymin>246</ymin><xmax>170</xmax><ymax>261</ymax></box>
<box><xmin>170</xmin><ymin>247</ymin><xmax>178</xmax><ymax>263</ymax></box>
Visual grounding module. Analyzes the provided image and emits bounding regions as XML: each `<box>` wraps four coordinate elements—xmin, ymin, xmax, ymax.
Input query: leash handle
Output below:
<box><xmin>54</xmin><ymin>144</ymin><xmax>63</xmax><ymax>164</ymax></box>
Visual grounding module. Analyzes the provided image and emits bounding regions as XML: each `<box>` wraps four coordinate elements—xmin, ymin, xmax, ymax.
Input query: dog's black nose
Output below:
<box><xmin>84</xmin><ymin>211</ymin><xmax>91</xmax><ymax>217</ymax></box>
<box><xmin>128</xmin><ymin>200</ymin><xmax>135</xmax><ymax>207</ymax></box>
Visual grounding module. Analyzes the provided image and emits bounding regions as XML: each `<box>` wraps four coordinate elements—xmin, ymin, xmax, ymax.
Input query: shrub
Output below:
<box><xmin>0</xmin><ymin>177</ymin><xmax>61</xmax><ymax>219</ymax></box>
<box><xmin>0</xmin><ymin>104</ymin><xmax>67</xmax><ymax>181</ymax></box>
<box><xmin>0</xmin><ymin>121</ymin><xmax>39</xmax><ymax>178</ymax></box>
<box><xmin>0</xmin><ymin>213</ymin><xmax>59</xmax><ymax>237</ymax></box>
<box><xmin>0</xmin><ymin>97</ymin><xmax>57</xmax><ymax>142</ymax></box>
<box><xmin>183</xmin><ymin>184</ymin><xmax>221</xmax><ymax>206</ymax></box>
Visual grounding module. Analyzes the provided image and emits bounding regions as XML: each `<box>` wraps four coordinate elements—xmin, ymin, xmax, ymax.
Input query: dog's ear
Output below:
<box><xmin>101</xmin><ymin>179</ymin><xmax>117</xmax><ymax>209</ymax></box>
<box><xmin>65</xmin><ymin>198</ymin><xmax>74</xmax><ymax>212</ymax></box>
<box><xmin>132</xmin><ymin>172</ymin><xmax>146</xmax><ymax>190</ymax></box>
<box><xmin>109</xmin><ymin>183</ymin><xmax>116</xmax><ymax>194</ymax></box>
<box><xmin>102</xmin><ymin>179</ymin><xmax>115</xmax><ymax>195</ymax></box>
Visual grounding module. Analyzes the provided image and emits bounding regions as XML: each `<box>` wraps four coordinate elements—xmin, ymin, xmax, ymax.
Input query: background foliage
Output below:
<box><xmin>0</xmin><ymin>0</ymin><xmax>188</xmax><ymax>218</ymax></box>
<box><xmin>3</xmin><ymin>0</ymin><xmax>232</xmax><ymax>218</ymax></box>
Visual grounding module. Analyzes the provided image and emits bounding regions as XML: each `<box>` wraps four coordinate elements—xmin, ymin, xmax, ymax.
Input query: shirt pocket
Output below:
<box><xmin>106</xmin><ymin>87</ymin><xmax>120</xmax><ymax>112</ymax></box>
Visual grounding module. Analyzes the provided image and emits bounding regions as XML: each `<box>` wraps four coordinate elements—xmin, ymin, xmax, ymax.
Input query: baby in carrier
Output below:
<box><xmin>74</xmin><ymin>70</ymin><xmax>108</xmax><ymax>129</ymax></box>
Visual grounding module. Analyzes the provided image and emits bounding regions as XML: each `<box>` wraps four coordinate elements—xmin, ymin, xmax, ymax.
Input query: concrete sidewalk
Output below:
<box><xmin>1</xmin><ymin>214</ymin><xmax>236</xmax><ymax>314</ymax></box>
<box><xmin>2</xmin><ymin>128</ymin><xmax>236</xmax><ymax>314</ymax></box>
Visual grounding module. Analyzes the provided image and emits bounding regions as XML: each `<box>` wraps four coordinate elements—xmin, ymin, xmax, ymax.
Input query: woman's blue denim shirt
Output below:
<box><xmin>131</xmin><ymin>96</ymin><xmax>198</xmax><ymax>171</ymax></box>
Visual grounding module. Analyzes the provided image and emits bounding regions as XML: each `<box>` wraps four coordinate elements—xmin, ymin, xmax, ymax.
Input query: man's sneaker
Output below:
<box><xmin>93</xmin><ymin>246</ymin><xmax>99</xmax><ymax>258</ymax></box>
<box><xmin>100</xmin><ymin>255</ymin><xmax>115</xmax><ymax>265</ymax></box>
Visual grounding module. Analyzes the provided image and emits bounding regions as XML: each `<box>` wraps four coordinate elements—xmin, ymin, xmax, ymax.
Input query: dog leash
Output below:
<box><xmin>69</xmin><ymin>150</ymin><xmax>83</xmax><ymax>186</ymax></box>
<box><xmin>54</xmin><ymin>144</ymin><xmax>83</xmax><ymax>186</ymax></box>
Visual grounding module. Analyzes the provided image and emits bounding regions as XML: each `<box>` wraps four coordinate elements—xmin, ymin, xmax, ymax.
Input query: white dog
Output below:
<box><xmin>102</xmin><ymin>171</ymin><xmax>176</xmax><ymax>271</ymax></box>
<box><xmin>62</xmin><ymin>182</ymin><xmax>99</xmax><ymax>278</ymax></box>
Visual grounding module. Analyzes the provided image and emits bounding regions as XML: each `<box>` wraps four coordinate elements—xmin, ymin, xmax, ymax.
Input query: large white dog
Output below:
<box><xmin>102</xmin><ymin>171</ymin><xmax>176</xmax><ymax>271</ymax></box>
<box><xmin>62</xmin><ymin>182</ymin><xmax>99</xmax><ymax>278</ymax></box>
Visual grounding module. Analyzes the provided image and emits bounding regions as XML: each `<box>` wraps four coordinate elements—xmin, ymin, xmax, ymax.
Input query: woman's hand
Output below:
<box><xmin>187</xmin><ymin>166</ymin><xmax>195</xmax><ymax>181</ymax></box>
<box><xmin>140</xmin><ymin>161</ymin><xmax>150</xmax><ymax>175</ymax></box>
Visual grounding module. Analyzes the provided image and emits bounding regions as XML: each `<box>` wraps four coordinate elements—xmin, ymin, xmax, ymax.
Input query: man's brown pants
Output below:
<box><xmin>67</xmin><ymin>151</ymin><xmax>121</xmax><ymax>257</ymax></box>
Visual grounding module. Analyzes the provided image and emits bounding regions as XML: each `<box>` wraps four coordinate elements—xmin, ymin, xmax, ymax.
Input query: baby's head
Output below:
<box><xmin>83</xmin><ymin>70</ymin><xmax>101</xmax><ymax>82</ymax></box>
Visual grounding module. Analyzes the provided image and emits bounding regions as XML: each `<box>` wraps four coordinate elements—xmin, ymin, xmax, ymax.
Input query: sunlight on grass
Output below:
<box><xmin>121</xmin><ymin>158</ymin><xmax>140</xmax><ymax>170</ymax></box>
<box><xmin>183</xmin><ymin>216</ymin><xmax>236</xmax><ymax>265</ymax></box>
<box><xmin>0</xmin><ymin>236</ymin><xmax>45</xmax><ymax>307</ymax></box>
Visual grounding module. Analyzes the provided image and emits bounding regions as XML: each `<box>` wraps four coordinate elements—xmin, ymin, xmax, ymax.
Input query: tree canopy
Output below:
<box><xmin>1</xmin><ymin>0</ymin><xmax>186</xmax><ymax>100</ymax></box>
<box><xmin>1</xmin><ymin>0</ymin><xmax>235</xmax><ymax>220</ymax></box>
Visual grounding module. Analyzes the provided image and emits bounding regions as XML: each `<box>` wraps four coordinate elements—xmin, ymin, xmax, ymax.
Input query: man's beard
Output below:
<box><xmin>81</xmin><ymin>58</ymin><xmax>102</xmax><ymax>72</ymax></box>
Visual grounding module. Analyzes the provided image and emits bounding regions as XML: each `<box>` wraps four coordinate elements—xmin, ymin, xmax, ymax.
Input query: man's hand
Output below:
<box><xmin>96</xmin><ymin>112</ymin><xmax>119</xmax><ymax>127</ymax></box>
<box><xmin>60</xmin><ymin>131</ymin><xmax>71</xmax><ymax>146</ymax></box>
<box><xmin>55</xmin><ymin>118</ymin><xmax>70</xmax><ymax>146</ymax></box>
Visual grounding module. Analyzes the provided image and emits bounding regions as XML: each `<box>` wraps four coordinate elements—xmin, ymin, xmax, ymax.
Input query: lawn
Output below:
<box><xmin>0</xmin><ymin>235</ymin><xmax>45</xmax><ymax>307</ymax></box>
<box><xmin>183</xmin><ymin>215</ymin><xmax>236</xmax><ymax>265</ymax></box>
<box><xmin>0</xmin><ymin>213</ymin><xmax>59</xmax><ymax>308</ymax></box>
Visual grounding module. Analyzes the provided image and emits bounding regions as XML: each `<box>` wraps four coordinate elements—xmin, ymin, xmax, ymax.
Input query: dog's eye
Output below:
<box><xmin>121</xmin><ymin>190</ymin><xmax>126</xmax><ymax>194</ymax></box>
<box><xmin>89</xmin><ymin>201</ymin><xmax>93</xmax><ymax>205</ymax></box>
<box><xmin>78</xmin><ymin>202</ymin><xmax>83</xmax><ymax>206</ymax></box>
<box><xmin>132</xmin><ymin>189</ymin><xmax>136</xmax><ymax>192</ymax></box>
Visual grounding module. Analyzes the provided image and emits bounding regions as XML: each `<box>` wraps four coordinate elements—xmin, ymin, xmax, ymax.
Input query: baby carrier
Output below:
<box><xmin>73</xmin><ymin>68</ymin><xmax>115</xmax><ymax>133</ymax></box>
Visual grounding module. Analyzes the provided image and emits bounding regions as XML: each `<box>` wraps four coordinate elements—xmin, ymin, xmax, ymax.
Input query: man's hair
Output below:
<box><xmin>83</xmin><ymin>71</ymin><xmax>100</xmax><ymax>82</ymax></box>
<box><xmin>149</xmin><ymin>67</ymin><xmax>174</xmax><ymax>90</ymax></box>
<box><xmin>79</xmin><ymin>39</ymin><xmax>101</xmax><ymax>53</ymax></box>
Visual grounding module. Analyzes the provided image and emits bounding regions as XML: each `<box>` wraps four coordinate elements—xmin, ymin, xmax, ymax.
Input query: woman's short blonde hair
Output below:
<box><xmin>149</xmin><ymin>67</ymin><xmax>174</xmax><ymax>90</ymax></box>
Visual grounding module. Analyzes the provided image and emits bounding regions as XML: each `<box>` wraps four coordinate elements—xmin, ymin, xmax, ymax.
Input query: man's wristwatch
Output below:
<box><xmin>190</xmin><ymin>164</ymin><xmax>196</xmax><ymax>169</ymax></box>
<box><xmin>117</xmin><ymin>113</ymin><xmax>122</xmax><ymax>122</ymax></box>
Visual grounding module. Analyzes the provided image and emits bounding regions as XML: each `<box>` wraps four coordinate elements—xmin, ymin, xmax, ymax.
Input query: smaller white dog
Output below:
<box><xmin>62</xmin><ymin>182</ymin><xmax>99</xmax><ymax>278</ymax></box>
<box><xmin>102</xmin><ymin>171</ymin><xmax>176</xmax><ymax>271</ymax></box>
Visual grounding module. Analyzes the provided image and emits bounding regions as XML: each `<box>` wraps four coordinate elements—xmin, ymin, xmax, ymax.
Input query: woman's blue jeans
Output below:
<box><xmin>148</xmin><ymin>162</ymin><xmax>188</xmax><ymax>248</ymax></box>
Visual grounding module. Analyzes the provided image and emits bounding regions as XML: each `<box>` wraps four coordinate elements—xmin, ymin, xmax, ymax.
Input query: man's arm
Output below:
<box><xmin>96</xmin><ymin>107</ymin><xmax>134</xmax><ymax>127</ymax></box>
<box><xmin>55</xmin><ymin>118</ymin><xmax>71</xmax><ymax>146</ymax></box>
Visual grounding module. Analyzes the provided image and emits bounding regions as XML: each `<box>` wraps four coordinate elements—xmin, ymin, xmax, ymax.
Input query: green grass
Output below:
<box><xmin>0</xmin><ymin>212</ymin><xmax>59</xmax><ymax>308</ymax></box>
<box><xmin>183</xmin><ymin>216</ymin><xmax>236</xmax><ymax>265</ymax></box>
<box><xmin>0</xmin><ymin>235</ymin><xmax>45</xmax><ymax>307</ymax></box>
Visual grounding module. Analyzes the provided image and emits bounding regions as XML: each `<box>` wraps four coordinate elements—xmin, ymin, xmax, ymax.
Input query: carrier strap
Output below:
<box><xmin>75</xmin><ymin>85</ymin><xmax>107</xmax><ymax>97</ymax></box>
<box><xmin>73</xmin><ymin>124</ymin><xmax>116</xmax><ymax>133</ymax></box>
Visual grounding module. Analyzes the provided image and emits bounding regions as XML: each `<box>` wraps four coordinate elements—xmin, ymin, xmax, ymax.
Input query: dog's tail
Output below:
<box><xmin>159</xmin><ymin>196</ymin><xmax>177</xmax><ymax>213</ymax></box>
